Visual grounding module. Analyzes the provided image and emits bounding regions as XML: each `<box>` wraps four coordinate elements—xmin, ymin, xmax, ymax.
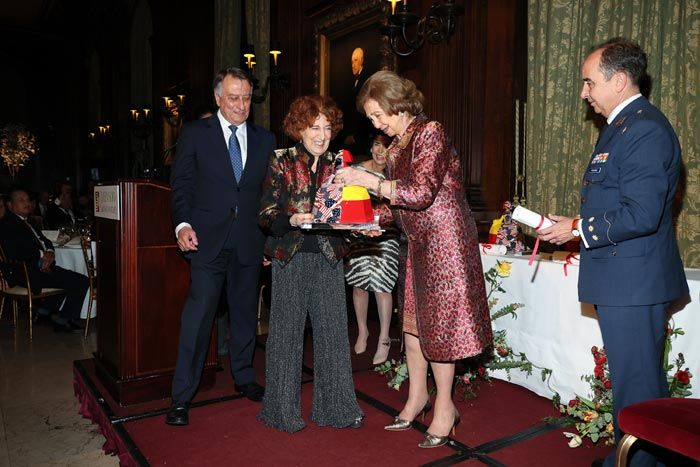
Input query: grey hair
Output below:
<box><xmin>213</xmin><ymin>67</ymin><xmax>253</xmax><ymax>96</ymax></box>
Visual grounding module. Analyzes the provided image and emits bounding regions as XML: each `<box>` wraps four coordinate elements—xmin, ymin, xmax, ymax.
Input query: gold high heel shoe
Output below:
<box><xmin>372</xmin><ymin>337</ymin><xmax>391</xmax><ymax>365</ymax></box>
<box><xmin>354</xmin><ymin>332</ymin><xmax>369</xmax><ymax>354</ymax></box>
<box><xmin>418</xmin><ymin>411</ymin><xmax>460</xmax><ymax>448</ymax></box>
<box><xmin>384</xmin><ymin>399</ymin><xmax>432</xmax><ymax>431</ymax></box>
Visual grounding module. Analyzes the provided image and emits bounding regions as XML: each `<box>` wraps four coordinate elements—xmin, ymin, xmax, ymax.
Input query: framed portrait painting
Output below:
<box><xmin>314</xmin><ymin>0</ymin><xmax>394</xmax><ymax>158</ymax></box>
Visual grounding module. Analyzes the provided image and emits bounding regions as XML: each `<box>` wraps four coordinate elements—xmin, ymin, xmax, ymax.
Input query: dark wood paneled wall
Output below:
<box><xmin>271</xmin><ymin>0</ymin><xmax>526</xmax><ymax>236</ymax></box>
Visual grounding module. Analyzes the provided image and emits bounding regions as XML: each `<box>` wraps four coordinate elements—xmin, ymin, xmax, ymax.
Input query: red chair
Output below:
<box><xmin>616</xmin><ymin>398</ymin><xmax>700</xmax><ymax>466</ymax></box>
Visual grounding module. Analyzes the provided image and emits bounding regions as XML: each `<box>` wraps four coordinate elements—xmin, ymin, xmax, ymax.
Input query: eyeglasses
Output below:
<box><xmin>226</xmin><ymin>94</ymin><xmax>253</xmax><ymax>105</ymax></box>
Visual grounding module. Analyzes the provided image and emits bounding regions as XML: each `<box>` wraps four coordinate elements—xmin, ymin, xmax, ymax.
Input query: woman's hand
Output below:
<box><xmin>336</xmin><ymin>167</ymin><xmax>377</xmax><ymax>188</ymax></box>
<box><xmin>358</xmin><ymin>228</ymin><xmax>382</xmax><ymax>237</ymax></box>
<box><xmin>290</xmin><ymin>213</ymin><xmax>313</xmax><ymax>228</ymax></box>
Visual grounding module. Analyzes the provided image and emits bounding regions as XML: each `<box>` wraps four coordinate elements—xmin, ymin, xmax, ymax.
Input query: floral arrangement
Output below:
<box><xmin>376</xmin><ymin>260</ymin><xmax>553</xmax><ymax>401</ymax></box>
<box><xmin>561</xmin><ymin>322</ymin><xmax>693</xmax><ymax>447</ymax></box>
<box><xmin>0</xmin><ymin>124</ymin><xmax>38</xmax><ymax>178</ymax></box>
<box><xmin>455</xmin><ymin>260</ymin><xmax>552</xmax><ymax>400</ymax></box>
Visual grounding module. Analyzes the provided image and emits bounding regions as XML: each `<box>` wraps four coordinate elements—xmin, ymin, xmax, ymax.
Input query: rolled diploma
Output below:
<box><xmin>512</xmin><ymin>205</ymin><xmax>554</xmax><ymax>230</ymax></box>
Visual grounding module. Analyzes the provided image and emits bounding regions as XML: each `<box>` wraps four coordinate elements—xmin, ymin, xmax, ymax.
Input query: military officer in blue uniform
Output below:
<box><xmin>539</xmin><ymin>38</ymin><xmax>688</xmax><ymax>467</ymax></box>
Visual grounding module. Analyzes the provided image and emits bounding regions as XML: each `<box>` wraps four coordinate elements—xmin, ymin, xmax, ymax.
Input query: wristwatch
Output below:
<box><xmin>571</xmin><ymin>218</ymin><xmax>580</xmax><ymax>237</ymax></box>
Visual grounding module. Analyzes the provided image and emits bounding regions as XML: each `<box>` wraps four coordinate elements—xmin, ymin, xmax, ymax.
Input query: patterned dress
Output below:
<box><xmin>345</xmin><ymin>164</ymin><xmax>400</xmax><ymax>293</ymax></box>
<box><xmin>377</xmin><ymin>113</ymin><xmax>493</xmax><ymax>361</ymax></box>
<box><xmin>345</xmin><ymin>233</ymin><xmax>399</xmax><ymax>293</ymax></box>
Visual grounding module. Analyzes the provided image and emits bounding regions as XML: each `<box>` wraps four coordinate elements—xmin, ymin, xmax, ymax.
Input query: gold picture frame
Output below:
<box><xmin>313</xmin><ymin>0</ymin><xmax>394</xmax><ymax>156</ymax></box>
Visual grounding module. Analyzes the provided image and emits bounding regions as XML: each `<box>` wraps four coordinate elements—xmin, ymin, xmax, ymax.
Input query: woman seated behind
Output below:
<box><xmin>345</xmin><ymin>133</ymin><xmax>399</xmax><ymax>365</ymax></box>
<box><xmin>257</xmin><ymin>95</ymin><xmax>364</xmax><ymax>433</ymax></box>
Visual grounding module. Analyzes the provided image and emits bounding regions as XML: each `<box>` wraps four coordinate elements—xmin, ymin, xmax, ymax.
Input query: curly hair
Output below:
<box><xmin>356</xmin><ymin>70</ymin><xmax>424</xmax><ymax>116</ymax></box>
<box><xmin>283</xmin><ymin>95</ymin><xmax>343</xmax><ymax>140</ymax></box>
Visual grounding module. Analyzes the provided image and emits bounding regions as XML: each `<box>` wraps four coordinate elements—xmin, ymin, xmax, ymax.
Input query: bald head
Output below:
<box><xmin>351</xmin><ymin>48</ymin><xmax>364</xmax><ymax>76</ymax></box>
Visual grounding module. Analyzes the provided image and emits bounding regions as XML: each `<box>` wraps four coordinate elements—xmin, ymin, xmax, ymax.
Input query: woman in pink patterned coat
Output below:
<box><xmin>338</xmin><ymin>71</ymin><xmax>492</xmax><ymax>448</ymax></box>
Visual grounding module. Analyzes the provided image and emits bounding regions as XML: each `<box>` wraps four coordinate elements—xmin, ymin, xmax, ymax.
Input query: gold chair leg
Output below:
<box><xmin>256</xmin><ymin>285</ymin><xmax>267</xmax><ymax>336</ymax></box>
<box><xmin>84</xmin><ymin>297</ymin><xmax>92</xmax><ymax>339</ymax></box>
<box><xmin>615</xmin><ymin>434</ymin><xmax>637</xmax><ymax>467</ymax></box>
<box><xmin>13</xmin><ymin>301</ymin><xmax>18</xmax><ymax>327</ymax></box>
<box><xmin>28</xmin><ymin>300</ymin><xmax>33</xmax><ymax>341</ymax></box>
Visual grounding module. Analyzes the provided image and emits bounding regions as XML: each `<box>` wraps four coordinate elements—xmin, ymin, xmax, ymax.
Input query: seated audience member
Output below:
<box><xmin>76</xmin><ymin>192</ymin><xmax>93</xmax><ymax>221</ymax></box>
<box><xmin>27</xmin><ymin>192</ymin><xmax>44</xmax><ymax>231</ymax></box>
<box><xmin>45</xmin><ymin>187</ymin><xmax>76</xmax><ymax>230</ymax></box>
<box><xmin>0</xmin><ymin>188</ymin><xmax>88</xmax><ymax>332</ymax></box>
<box><xmin>35</xmin><ymin>190</ymin><xmax>50</xmax><ymax>218</ymax></box>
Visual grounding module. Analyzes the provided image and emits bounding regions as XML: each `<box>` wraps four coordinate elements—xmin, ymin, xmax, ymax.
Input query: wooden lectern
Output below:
<box><xmin>93</xmin><ymin>180</ymin><xmax>217</xmax><ymax>405</ymax></box>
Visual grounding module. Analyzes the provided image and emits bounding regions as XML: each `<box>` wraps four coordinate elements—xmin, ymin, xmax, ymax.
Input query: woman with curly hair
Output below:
<box><xmin>257</xmin><ymin>95</ymin><xmax>364</xmax><ymax>433</ymax></box>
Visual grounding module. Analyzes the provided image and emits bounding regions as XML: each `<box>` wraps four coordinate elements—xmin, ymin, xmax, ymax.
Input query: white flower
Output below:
<box><xmin>563</xmin><ymin>432</ymin><xmax>582</xmax><ymax>448</ymax></box>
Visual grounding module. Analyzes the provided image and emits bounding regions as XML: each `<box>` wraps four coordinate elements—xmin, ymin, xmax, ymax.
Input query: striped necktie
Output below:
<box><xmin>228</xmin><ymin>125</ymin><xmax>243</xmax><ymax>183</ymax></box>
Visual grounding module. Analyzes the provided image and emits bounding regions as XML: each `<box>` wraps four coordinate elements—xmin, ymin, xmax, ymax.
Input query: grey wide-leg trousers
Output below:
<box><xmin>257</xmin><ymin>253</ymin><xmax>363</xmax><ymax>433</ymax></box>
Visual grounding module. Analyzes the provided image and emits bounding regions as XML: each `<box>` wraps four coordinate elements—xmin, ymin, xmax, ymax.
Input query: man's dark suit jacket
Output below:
<box><xmin>0</xmin><ymin>212</ymin><xmax>54</xmax><ymax>291</ymax></box>
<box><xmin>578</xmin><ymin>96</ymin><xmax>688</xmax><ymax>305</ymax></box>
<box><xmin>45</xmin><ymin>204</ymin><xmax>75</xmax><ymax>230</ymax></box>
<box><xmin>170</xmin><ymin>114</ymin><xmax>276</xmax><ymax>264</ymax></box>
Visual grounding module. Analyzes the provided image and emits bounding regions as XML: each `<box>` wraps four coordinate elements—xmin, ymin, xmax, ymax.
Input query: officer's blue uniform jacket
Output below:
<box><xmin>578</xmin><ymin>96</ymin><xmax>688</xmax><ymax>306</ymax></box>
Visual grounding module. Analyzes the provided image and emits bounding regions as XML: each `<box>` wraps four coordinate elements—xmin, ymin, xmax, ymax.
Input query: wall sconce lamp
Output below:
<box><xmin>129</xmin><ymin>106</ymin><xmax>152</xmax><ymax>124</ymax></box>
<box><xmin>128</xmin><ymin>106</ymin><xmax>153</xmax><ymax>141</ymax></box>
<box><xmin>241</xmin><ymin>42</ymin><xmax>290</xmax><ymax>103</ymax></box>
<box><xmin>88</xmin><ymin>123</ymin><xmax>112</xmax><ymax>141</ymax></box>
<box><xmin>382</xmin><ymin>0</ymin><xmax>464</xmax><ymax>57</ymax></box>
<box><xmin>161</xmin><ymin>93</ymin><xmax>185</xmax><ymax>127</ymax></box>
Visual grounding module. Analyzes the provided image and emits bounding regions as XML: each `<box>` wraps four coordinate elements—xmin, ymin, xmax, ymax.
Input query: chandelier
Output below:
<box><xmin>0</xmin><ymin>124</ymin><xmax>38</xmax><ymax>179</ymax></box>
<box><xmin>382</xmin><ymin>0</ymin><xmax>464</xmax><ymax>57</ymax></box>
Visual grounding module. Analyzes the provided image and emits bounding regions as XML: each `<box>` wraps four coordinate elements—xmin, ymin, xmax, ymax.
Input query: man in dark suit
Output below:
<box><xmin>45</xmin><ymin>188</ymin><xmax>76</xmax><ymax>229</ymax></box>
<box><xmin>539</xmin><ymin>38</ymin><xmax>688</xmax><ymax>467</ymax></box>
<box><xmin>0</xmin><ymin>188</ymin><xmax>88</xmax><ymax>332</ymax></box>
<box><xmin>166</xmin><ymin>67</ymin><xmax>276</xmax><ymax>426</ymax></box>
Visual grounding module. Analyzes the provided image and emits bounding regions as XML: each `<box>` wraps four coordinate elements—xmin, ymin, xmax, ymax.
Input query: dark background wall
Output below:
<box><xmin>270</xmin><ymin>0</ymin><xmax>526</xmax><ymax>233</ymax></box>
<box><xmin>0</xmin><ymin>0</ymin><xmax>525</xmax><ymax>236</ymax></box>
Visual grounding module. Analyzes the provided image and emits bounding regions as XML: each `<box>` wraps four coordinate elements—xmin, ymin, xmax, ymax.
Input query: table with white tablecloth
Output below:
<box><xmin>52</xmin><ymin>238</ymin><xmax>97</xmax><ymax>319</ymax></box>
<box><xmin>480</xmin><ymin>252</ymin><xmax>700</xmax><ymax>403</ymax></box>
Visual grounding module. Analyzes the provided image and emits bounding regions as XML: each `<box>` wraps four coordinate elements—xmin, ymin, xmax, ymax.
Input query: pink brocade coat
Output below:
<box><xmin>382</xmin><ymin>114</ymin><xmax>492</xmax><ymax>361</ymax></box>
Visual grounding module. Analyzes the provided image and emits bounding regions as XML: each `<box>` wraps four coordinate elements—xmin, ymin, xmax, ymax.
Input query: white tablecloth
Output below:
<box><xmin>480</xmin><ymin>252</ymin><xmax>699</xmax><ymax>403</ymax></box>
<box><xmin>53</xmin><ymin>238</ymin><xmax>97</xmax><ymax>319</ymax></box>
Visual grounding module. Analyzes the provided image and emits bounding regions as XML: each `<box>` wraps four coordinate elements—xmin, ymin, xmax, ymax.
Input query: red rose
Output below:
<box><xmin>496</xmin><ymin>346</ymin><xmax>509</xmax><ymax>357</ymax></box>
<box><xmin>477</xmin><ymin>367</ymin><xmax>486</xmax><ymax>377</ymax></box>
<box><xmin>568</xmin><ymin>399</ymin><xmax>580</xmax><ymax>408</ymax></box>
<box><xmin>674</xmin><ymin>370</ymin><xmax>690</xmax><ymax>385</ymax></box>
<box><xmin>594</xmin><ymin>354</ymin><xmax>607</xmax><ymax>365</ymax></box>
<box><xmin>594</xmin><ymin>365</ymin><xmax>604</xmax><ymax>378</ymax></box>
<box><xmin>603</xmin><ymin>379</ymin><xmax>612</xmax><ymax>389</ymax></box>
<box><xmin>591</xmin><ymin>346</ymin><xmax>598</xmax><ymax>354</ymax></box>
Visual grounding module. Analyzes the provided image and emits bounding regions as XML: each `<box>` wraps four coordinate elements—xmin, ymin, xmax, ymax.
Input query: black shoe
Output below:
<box><xmin>591</xmin><ymin>460</ymin><xmax>604</xmax><ymax>467</ymax></box>
<box><xmin>234</xmin><ymin>382</ymin><xmax>265</xmax><ymax>402</ymax></box>
<box><xmin>165</xmin><ymin>401</ymin><xmax>189</xmax><ymax>426</ymax></box>
<box><xmin>349</xmin><ymin>415</ymin><xmax>364</xmax><ymax>429</ymax></box>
